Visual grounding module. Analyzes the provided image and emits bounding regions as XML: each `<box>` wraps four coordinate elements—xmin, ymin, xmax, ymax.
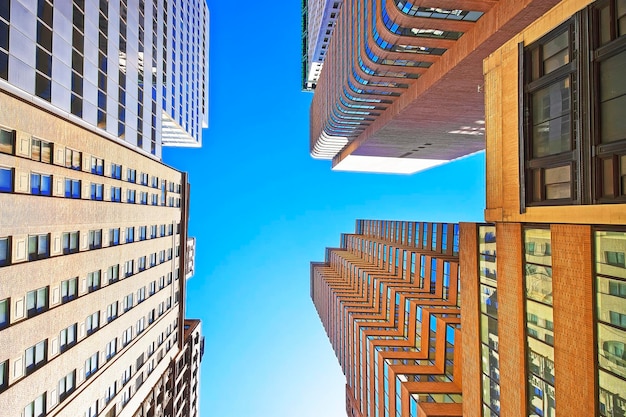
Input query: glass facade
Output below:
<box><xmin>479</xmin><ymin>225</ymin><xmax>500</xmax><ymax>416</ymax></box>
<box><xmin>524</xmin><ymin>228</ymin><xmax>555</xmax><ymax>417</ymax></box>
<box><xmin>596</xmin><ymin>231</ymin><xmax>626</xmax><ymax>417</ymax></box>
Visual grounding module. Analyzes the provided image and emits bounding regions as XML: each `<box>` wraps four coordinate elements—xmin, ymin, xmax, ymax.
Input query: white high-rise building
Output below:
<box><xmin>0</xmin><ymin>0</ymin><xmax>209</xmax><ymax>157</ymax></box>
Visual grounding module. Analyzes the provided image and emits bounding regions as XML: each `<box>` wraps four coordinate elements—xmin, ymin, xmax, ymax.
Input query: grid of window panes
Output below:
<box><xmin>0</xmin><ymin>2</ymin><xmax>8</xmax><ymax>80</ymax></box>
<box><xmin>479</xmin><ymin>225</ymin><xmax>500</xmax><ymax>416</ymax></box>
<box><xmin>524</xmin><ymin>229</ymin><xmax>555</xmax><ymax>417</ymax></box>
<box><xmin>595</xmin><ymin>230</ymin><xmax>626</xmax><ymax>417</ymax></box>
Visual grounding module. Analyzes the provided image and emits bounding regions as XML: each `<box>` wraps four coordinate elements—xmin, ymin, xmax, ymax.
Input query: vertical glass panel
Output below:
<box><xmin>532</xmin><ymin>78</ymin><xmax>571</xmax><ymax>157</ymax></box>
<box><xmin>600</xmin><ymin>51</ymin><xmax>626</xmax><ymax>144</ymax></box>
<box><xmin>600</xmin><ymin>5</ymin><xmax>612</xmax><ymax>45</ymax></box>
<box><xmin>542</xmin><ymin>31</ymin><xmax>569</xmax><ymax>74</ymax></box>
<box><xmin>603</xmin><ymin>158</ymin><xmax>616</xmax><ymax>197</ymax></box>
<box><xmin>544</xmin><ymin>165</ymin><xmax>571</xmax><ymax>199</ymax></box>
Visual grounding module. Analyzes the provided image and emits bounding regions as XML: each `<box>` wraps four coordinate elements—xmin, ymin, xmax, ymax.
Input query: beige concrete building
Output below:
<box><xmin>0</xmin><ymin>85</ymin><xmax>197</xmax><ymax>417</ymax></box>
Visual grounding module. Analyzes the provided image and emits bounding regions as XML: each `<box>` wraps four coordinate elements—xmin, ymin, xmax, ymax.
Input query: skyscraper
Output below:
<box><xmin>311</xmin><ymin>1</ymin><xmax>626</xmax><ymax>416</ymax></box>
<box><xmin>460</xmin><ymin>0</ymin><xmax>626</xmax><ymax>415</ymax></box>
<box><xmin>306</xmin><ymin>0</ymin><xmax>559</xmax><ymax>173</ymax></box>
<box><xmin>301</xmin><ymin>0</ymin><xmax>343</xmax><ymax>91</ymax></box>
<box><xmin>311</xmin><ymin>220</ymin><xmax>463</xmax><ymax>417</ymax></box>
<box><xmin>0</xmin><ymin>1</ymin><xmax>207</xmax><ymax>416</ymax></box>
<box><xmin>0</xmin><ymin>0</ymin><xmax>209</xmax><ymax>157</ymax></box>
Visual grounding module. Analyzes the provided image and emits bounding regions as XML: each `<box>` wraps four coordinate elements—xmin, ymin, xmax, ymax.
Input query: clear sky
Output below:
<box><xmin>162</xmin><ymin>1</ymin><xmax>486</xmax><ymax>416</ymax></box>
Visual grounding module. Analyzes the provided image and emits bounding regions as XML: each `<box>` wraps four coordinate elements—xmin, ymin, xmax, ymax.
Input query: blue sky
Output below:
<box><xmin>162</xmin><ymin>1</ymin><xmax>485</xmax><ymax>416</ymax></box>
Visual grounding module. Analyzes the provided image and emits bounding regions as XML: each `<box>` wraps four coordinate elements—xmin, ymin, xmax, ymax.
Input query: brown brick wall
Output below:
<box><xmin>496</xmin><ymin>223</ymin><xmax>526</xmax><ymax>417</ymax></box>
<box><xmin>551</xmin><ymin>224</ymin><xmax>595</xmax><ymax>416</ymax></box>
<box><xmin>460</xmin><ymin>223</ymin><xmax>481</xmax><ymax>417</ymax></box>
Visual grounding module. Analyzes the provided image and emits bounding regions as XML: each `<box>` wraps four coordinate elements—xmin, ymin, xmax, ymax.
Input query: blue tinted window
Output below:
<box><xmin>0</xmin><ymin>168</ymin><xmax>11</xmax><ymax>192</ymax></box>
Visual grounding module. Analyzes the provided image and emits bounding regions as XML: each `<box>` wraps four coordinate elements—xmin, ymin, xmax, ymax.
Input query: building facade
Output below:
<box><xmin>301</xmin><ymin>0</ymin><xmax>343</xmax><ymax>91</ymax></box>
<box><xmin>307</xmin><ymin>0</ymin><xmax>561</xmax><ymax>173</ymax></box>
<box><xmin>132</xmin><ymin>319</ymin><xmax>204</xmax><ymax>417</ymax></box>
<box><xmin>0</xmin><ymin>0</ymin><xmax>208</xmax><ymax>157</ymax></box>
<box><xmin>0</xmin><ymin>88</ymin><xmax>201</xmax><ymax>417</ymax></box>
<box><xmin>311</xmin><ymin>220</ymin><xmax>463</xmax><ymax>417</ymax></box>
<box><xmin>0</xmin><ymin>1</ymin><xmax>207</xmax><ymax>414</ymax></box>
<box><xmin>459</xmin><ymin>0</ymin><xmax>626</xmax><ymax>416</ymax></box>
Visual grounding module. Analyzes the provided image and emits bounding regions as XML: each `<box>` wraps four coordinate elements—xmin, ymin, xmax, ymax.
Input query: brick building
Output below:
<box><xmin>311</xmin><ymin>220</ymin><xmax>464</xmax><ymax>417</ymax></box>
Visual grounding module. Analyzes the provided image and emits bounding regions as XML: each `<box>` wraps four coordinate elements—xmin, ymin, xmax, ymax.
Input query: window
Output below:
<box><xmin>123</xmin><ymin>293</ymin><xmax>133</xmax><ymax>312</ymax></box>
<box><xmin>606</xmin><ymin>251</ymin><xmax>626</xmax><ymax>268</ymax></box>
<box><xmin>86</xmin><ymin>311</ymin><xmax>100</xmax><ymax>335</ymax></box>
<box><xmin>137</xmin><ymin>287</ymin><xmax>146</xmax><ymax>303</ymax></box>
<box><xmin>62</xmin><ymin>231</ymin><xmax>79</xmax><ymax>254</ymax></box>
<box><xmin>0</xmin><ymin>237</ymin><xmax>10</xmax><ymax>266</ymax></box>
<box><xmin>65</xmin><ymin>148</ymin><xmax>81</xmax><ymax>170</ymax></box>
<box><xmin>0</xmin><ymin>298</ymin><xmax>8</xmax><ymax>328</ymax></box>
<box><xmin>0</xmin><ymin>167</ymin><xmax>12</xmax><ymax>192</ymax></box>
<box><xmin>61</xmin><ymin>278</ymin><xmax>77</xmax><ymax>303</ymax></box>
<box><xmin>91</xmin><ymin>157</ymin><xmax>103</xmax><ymax>175</ymax></box>
<box><xmin>85</xmin><ymin>352</ymin><xmax>98</xmax><ymax>378</ymax></box>
<box><xmin>127</xmin><ymin>168</ymin><xmax>136</xmax><ymax>183</ymax></box>
<box><xmin>126</xmin><ymin>227</ymin><xmax>134</xmax><ymax>243</ymax></box>
<box><xmin>87</xmin><ymin>270</ymin><xmax>101</xmax><ymax>292</ymax></box>
<box><xmin>31</xmin><ymin>139</ymin><xmax>52</xmax><ymax>163</ymax></box>
<box><xmin>108</xmin><ymin>264</ymin><xmax>119</xmax><ymax>283</ymax></box>
<box><xmin>25</xmin><ymin>340</ymin><xmax>47</xmax><ymax>374</ymax></box>
<box><xmin>151</xmin><ymin>176</ymin><xmax>158</xmax><ymax>188</ymax></box>
<box><xmin>85</xmin><ymin>400</ymin><xmax>98</xmax><ymax>417</ymax></box>
<box><xmin>28</xmin><ymin>234</ymin><xmax>49</xmax><ymax>260</ymax></box>
<box><xmin>24</xmin><ymin>393</ymin><xmax>46</xmax><ymax>417</ymax></box>
<box><xmin>140</xmin><ymin>172</ymin><xmax>148</xmax><ymax>185</ymax></box>
<box><xmin>31</xmin><ymin>173</ymin><xmax>51</xmax><ymax>196</ymax></box>
<box><xmin>104</xmin><ymin>381</ymin><xmax>117</xmax><ymax>404</ymax></box>
<box><xmin>121</xmin><ymin>327</ymin><xmax>132</xmax><ymax>347</ymax></box>
<box><xmin>107</xmin><ymin>301</ymin><xmax>118</xmax><ymax>322</ymax></box>
<box><xmin>159</xmin><ymin>250</ymin><xmax>165</xmax><ymax>264</ymax></box>
<box><xmin>0</xmin><ymin>360</ymin><xmax>7</xmax><ymax>392</ymax></box>
<box><xmin>138</xmin><ymin>256</ymin><xmax>146</xmax><ymax>271</ymax></box>
<box><xmin>88</xmin><ymin>229</ymin><xmax>102</xmax><ymax>249</ymax></box>
<box><xmin>127</xmin><ymin>189</ymin><xmax>136</xmax><ymax>203</ymax></box>
<box><xmin>139</xmin><ymin>226</ymin><xmax>147</xmax><ymax>241</ymax></box>
<box><xmin>151</xmin><ymin>193</ymin><xmax>158</xmax><ymax>205</ymax></box>
<box><xmin>148</xmin><ymin>309</ymin><xmax>155</xmax><ymax>324</ymax></box>
<box><xmin>124</xmin><ymin>260</ymin><xmax>134</xmax><ymax>277</ymax></box>
<box><xmin>111</xmin><ymin>163</ymin><xmax>122</xmax><ymax>179</ymax></box>
<box><xmin>111</xmin><ymin>186</ymin><xmax>121</xmax><ymax>202</ymax></box>
<box><xmin>523</xmin><ymin>4</ymin><xmax>626</xmax><ymax>206</ymax></box>
<box><xmin>150</xmin><ymin>225</ymin><xmax>157</xmax><ymax>239</ymax></box>
<box><xmin>58</xmin><ymin>369</ymin><xmax>75</xmax><ymax>402</ymax></box>
<box><xmin>90</xmin><ymin>183</ymin><xmax>103</xmax><ymax>200</ymax></box>
<box><xmin>160</xmin><ymin>224</ymin><xmax>166</xmax><ymax>237</ymax></box>
<box><xmin>0</xmin><ymin>128</ymin><xmax>14</xmax><ymax>155</ymax></box>
<box><xmin>149</xmin><ymin>253</ymin><xmax>156</xmax><ymax>267</ymax></box>
<box><xmin>64</xmin><ymin>178</ymin><xmax>80</xmax><ymax>198</ymax></box>
<box><xmin>109</xmin><ymin>228</ymin><xmax>120</xmax><ymax>246</ymax></box>
<box><xmin>136</xmin><ymin>317</ymin><xmax>145</xmax><ymax>334</ymax></box>
<box><xmin>26</xmin><ymin>287</ymin><xmax>48</xmax><ymax>317</ymax></box>
<box><xmin>59</xmin><ymin>323</ymin><xmax>77</xmax><ymax>351</ymax></box>
<box><xmin>139</xmin><ymin>191</ymin><xmax>148</xmax><ymax>204</ymax></box>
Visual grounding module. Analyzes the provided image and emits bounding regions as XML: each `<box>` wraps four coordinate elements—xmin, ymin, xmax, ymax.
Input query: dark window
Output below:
<box><xmin>522</xmin><ymin>3</ymin><xmax>626</xmax><ymax>206</ymax></box>
<box><xmin>0</xmin><ymin>128</ymin><xmax>14</xmax><ymax>155</ymax></box>
<box><xmin>25</xmin><ymin>339</ymin><xmax>47</xmax><ymax>374</ymax></box>
<box><xmin>0</xmin><ymin>298</ymin><xmax>9</xmax><ymax>329</ymax></box>
<box><xmin>62</xmin><ymin>231</ymin><xmax>79</xmax><ymax>254</ymax></box>
<box><xmin>0</xmin><ymin>237</ymin><xmax>10</xmax><ymax>267</ymax></box>
<box><xmin>28</xmin><ymin>234</ymin><xmax>49</xmax><ymax>260</ymax></box>
<box><xmin>65</xmin><ymin>148</ymin><xmax>81</xmax><ymax>170</ymax></box>
<box><xmin>31</xmin><ymin>139</ymin><xmax>52</xmax><ymax>163</ymax></box>
<box><xmin>65</xmin><ymin>179</ymin><xmax>81</xmax><ymax>198</ymax></box>
<box><xmin>26</xmin><ymin>287</ymin><xmax>48</xmax><ymax>317</ymax></box>
<box><xmin>31</xmin><ymin>173</ymin><xmax>52</xmax><ymax>196</ymax></box>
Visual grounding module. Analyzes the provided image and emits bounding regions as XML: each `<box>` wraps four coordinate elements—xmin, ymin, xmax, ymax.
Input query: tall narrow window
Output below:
<box><xmin>524</xmin><ymin>228</ymin><xmax>555</xmax><ymax>417</ymax></box>
<box><xmin>595</xmin><ymin>230</ymin><xmax>626</xmax><ymax>417</ymax></box>
<box><xmin>524</xmin><ymin>21</ymin><xmax>576</xmax><ymax>205</ymax></box>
